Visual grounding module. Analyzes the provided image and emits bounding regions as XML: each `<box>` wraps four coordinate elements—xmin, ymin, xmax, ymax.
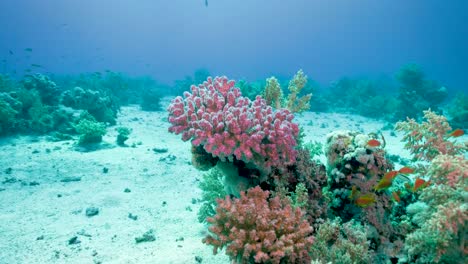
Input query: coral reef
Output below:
<box><xmin>324</xmin><ymin>131</ymin><xmax>403</xmax><ymax>260</ymax></box>
<box><xmin>448</xmin><ymin>92</ymin><xmax>468</xmax><ymax>129</ymax></box>
<box><xmin>167</xmin><ymin>76</ymin><xmax>299</xmax><ymax>173</ymax></box>
<box><xmin>203</xmin><ymin>186</ymin><xmax>314</xmax><ymax>263</ymax></box>
<box><xmin>269</xmin><ymin>148</ymin><xmax>328</xmax><ymax>226</ymax></box>
<box><xmin>22</xmin><ymin>73</ymin><xmax>61</xmax><ymax>105</ymax></box>
<box><xmin>395</xmin><ymin>64</ymin><xmax>448</xmax><ymax>120</ymax></box>
<box><xmin>0</xmin><ymin>95</ymin><xmax>17</xmax><ymax>134</ymax></box>
<box><xmin>61</xmin><ymin>86</ymin><xmax>118</xmax><ymax>125</ymax></box>
<box><xmin>140</xmin><ymin>87</ymin><xmax>162</xmax><ymax>111</ymax></box>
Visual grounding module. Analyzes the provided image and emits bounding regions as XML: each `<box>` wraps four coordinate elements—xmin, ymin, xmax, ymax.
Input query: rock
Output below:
<box><xmin>60</xmin><ymin>176</ymin><xmax>81</xmax><ymax>183</ymax></box>
<box><xmin>85</xmin><ymin>207</ymin><xmax>99</xmax><ymax>217</ymax></box>
<box><xmin>135</xmin><ymin>229</ymin><xmax>156</xmax><ymax>244</ymax></box>
<box><xmin>102</xmin><ymin>167</ymin><xmax>109</xmax><ymax>174</ymax></box>
<box><xmin>77</xmin><ymin>229</ymin><xmax>92</xmax><ymax>237</ymax></box>
<box><xmin>124</xmin><ymin>188</ymin><xmax>131</xmax><ymax>193</ymax></box>
<box><xmin>195</xmin><ymin>256</ymin><xmax>203</xmax><ymax>263</ymax></box>
<box><xmin>68</xmin><ymin>236</ymin><xmax>80</xmax><ymax>245</ymax></box>
<box><xmin>4</xmin><ymin>167</ymin><xmax>12</xmax><ymax>174</ymax></box>
<box><xmin>36</xmin><ymin>235</ymin><xmax>44</xmax><ymax>240</ymax></box>
<box><xmin>128</xmin><ymin>213</ymin><xmax>138</xmax><ymax>221</ymax></box>
<box><xmin>152</xmin><ymin>147</ymin><xmax>168</xmax><ymax>154</ymax></box>
<box><xmin>29</xmin><ymin>181</ymin><xmax>40</xmax><ymax>186</ymax></box>
<box><xmin>159</xmin><ymin>154</ymin><xmax>176</xmax><ymax>163</ymax></box>
<box><xmin>2</xmin><ymin>177</ymin><xmax>17</xmax><ymax>184</ymax></box>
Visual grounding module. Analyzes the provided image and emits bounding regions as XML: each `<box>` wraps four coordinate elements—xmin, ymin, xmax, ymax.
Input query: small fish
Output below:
<box><xmin>205</xmin><ymin>0</ymin><xmax>208</xmax><ymax>7</ymax></box>
<box><xmin>392</xmin><ymin>191</ymin><xmax>401</xmax><ymax>202</ymax></box>
<box><xmin>31</xmin><ymin>64</ymin><xmax>42</xmax><ymax>68</ymax></box>
<box><xmin>413</xmin><ymin>178</ymin><xmax>428</xmax><ymax>192</ymax></box>
<box><xmin>448</xmin><ymin>129</ymin><xmax>464</xmax><ymax>137</ymax></box>
<box><xmin>9</xmin><ymin>50</ymin><xmax>13</xmax><ymax>55</ymax></box>
<box><xmin>384</xmin><ymin>170</ymin><xmax>399</xmax><ymax>181</ymax></box>
<box><xmin>395</xmin><ymin>173</ymin><xmax>411</xmax><ymax>182</ymax></box>
<box><xmin>24</xmin><ymin>48</ymin><xmax>32</xmax><ymax>52</ymax></box>
<box><xmin>374</xmin><ymin>178</ymin><xmax>393</xmax><ymax>191</ymax></box>
<box><xmin>367</xmin><ymin>139</ymin><xmax>381</xmax><ymax>147</ymax></box>
<box><xmin>25</xmin><ymin>69</ymin><xmax>32</xmax><ymax>72</ymax></box>
<box><xmin>398</xmin><ymin>167</ymin><xmax>414</xmax><ymax>174</ymax></box>
<box><xmin>355</xmin><ymin>193</ymin><xmax>376</xmax><ymax>207</ymax></box>
<box><xmin>349</xmin><ymin>186</ymin><xmax>358</xmax><ymax>199</ymax></box>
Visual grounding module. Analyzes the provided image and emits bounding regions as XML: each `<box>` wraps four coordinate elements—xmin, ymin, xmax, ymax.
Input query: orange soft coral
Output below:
<box><xmin>203</xmin><ymin>186</ymin><xmax>314</xmax><ymax>264</ymax></box>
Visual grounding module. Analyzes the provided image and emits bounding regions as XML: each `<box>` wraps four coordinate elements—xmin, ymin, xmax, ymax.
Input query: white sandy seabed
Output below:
<box><xmin>0</xmin><ymin>103</ymin><xmax>412</xmax><ymax>264</ymax></box>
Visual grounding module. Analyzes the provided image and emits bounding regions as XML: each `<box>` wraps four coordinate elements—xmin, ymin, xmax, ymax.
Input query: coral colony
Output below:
<box><xmin>168</xmin><ymin>76</ymin><xmax>299</xmax><ymax>173</ymax></box>
<box><xmin>168</xmin><ymin>73</ymin><xmax>467</xmax><ymax>264</ymax></box>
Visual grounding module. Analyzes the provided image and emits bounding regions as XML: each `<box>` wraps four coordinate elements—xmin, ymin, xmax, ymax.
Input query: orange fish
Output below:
<box><xmin>367</xmin><ymin>139</ymin><xmax>381</xmax><ymax>147</ymax></box>
<box><xmin>399</xmin><ymin>167</ymin><xmax>414</xmax><ymax>174</ymax></box>
<box><xmin>355</xmin><ymin>193</ymin><xmax>376</xmax><ymax>207</ymax></box>
<box><xmin>374</xmin><ymin>178</ymin><xmax>393</xmax><ymax>191</ymax></box>
<box><xmin>413</xmin><ymin>178</ymin><xmax>428</xmax><ymax>192</ymax></box>
<box><xmin>392</xmin><ymin>191</ymin><xmax>401</xmax><ymax>202</ymax></box>
<box><xmin>448</xmin><ymin>129</ymin><xmax>464</xmax><ymax>137</ymax></box>
<box><xmin>349</xmin><ymin>186</ymin><xmax>358</xmax><ymax>199</ymax></box>
<box><xmin>384</xmin><ymin>170</ymin><xmax>399</xmax><ymax>181</ymax></box>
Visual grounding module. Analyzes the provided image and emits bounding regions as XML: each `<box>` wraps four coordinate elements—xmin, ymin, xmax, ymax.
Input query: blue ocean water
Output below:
<box><xmin>0</xmin><ymin>1</ymin><xmax>467</xmax><ymax>264</ymax></box>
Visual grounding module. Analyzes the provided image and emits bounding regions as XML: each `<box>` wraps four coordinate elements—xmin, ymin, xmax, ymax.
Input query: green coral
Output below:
<box><xmin>0</xmin><ymin>97</ymin><xmax>17</xmax><ymax>134</ymax></box>
<box><xmin>140</xmin><ymin>87</ymin><xmax>162</xmax><ymax>111</ymax></box>
<box><xmin>74</xmin><ymin>113</ymin><xmax>107</xmax><ymax>145</ymax></box>
<box><xmin>302</xmin><ymin>140</ymin><xmax>324</xmax><ymax>160</ymax></box>
<box><xmin>289</xmin><ymin>183</ymin><xmax>309</xmax><ymax>210</ymax></box>
<box><xmin>22</xmin><ymin>74</ymin><xmax>60</xmax><ymax>105</ymax></box>
<box><xmin>61</xmin><ymin>86</ymin><xmax>118</xmax><ymax>125</ymax></box>
<box><xmin>448</xmin><ymin>93</ymin><xmax>468</xmax><ymax>129</ymax></box>
<box><xmin>310</xmin><ymin>218</ymin><xmax>372</xmax><ymax>264</ymax></box>
<box><xmin>197</xmin><ymin>168</ymin><xmax>227</xmax><ymax>223</ymax></box>
<box><xmin>116</xmin><ymin>126</ymin><xmax>132</xmax><ymax>146</ymax></box>
<box><xmin>395</xmin><ymin>64</ymin><xmax>448</xmax><ymax>120</ymax></box>
<box><xmin>235</xmin><ymin>79</ymin><xmax>264</xmax><ymax>101</ymax></box>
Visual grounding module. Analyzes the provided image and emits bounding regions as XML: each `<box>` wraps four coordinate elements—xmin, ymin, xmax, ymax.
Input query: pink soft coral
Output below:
<box><xmin>395</xmin><ymin>109</ymin><xmax>465</xmax><ymax>161</ymax></box>
<box><xmin>168</xmin><ymin>76</ymin><xmax>299</xmax><ymax>172</ymax></box>
<box><xmin>203</xmin><ymin>186</ymin><xmax>314</xmax><ymax>264</ymax></box>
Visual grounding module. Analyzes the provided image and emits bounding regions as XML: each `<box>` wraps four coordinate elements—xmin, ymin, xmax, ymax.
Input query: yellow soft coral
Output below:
<box><xmin>286</xmin><ymin>69</ymin><xmax>312</xmax><ymax>113</ymax></box>
<box><xmin>263</xmin><ymin>77</ymin><xmax>283</xmax><ymax>109</ymax></box>
<box><xmin>262</xmin><ymin>69</ymin><xmax>313</xmax><ymax>113</ymax></box>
